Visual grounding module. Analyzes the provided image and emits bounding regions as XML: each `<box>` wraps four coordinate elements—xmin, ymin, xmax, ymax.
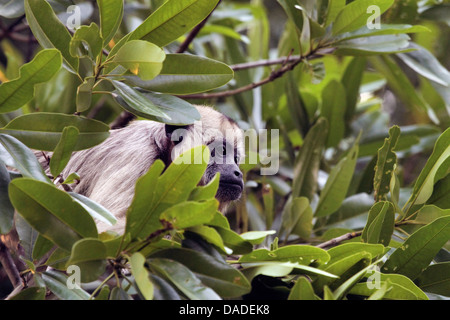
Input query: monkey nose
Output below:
<box><xmin>234</xmin><ymin>170</ymin><xmax>242</xmax><ymax>178</ymax></box>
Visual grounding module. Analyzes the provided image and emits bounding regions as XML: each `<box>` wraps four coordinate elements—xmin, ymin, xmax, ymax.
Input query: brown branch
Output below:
<box><xmin>110</xmin><ymin>111</ymin><xmax>137</xmax><ymax>129</ymax></box>
<box><xmin>176</xmin><ymin>0</ymin><xmax>222</xmax><ymax>53</ymax></box>
<box><xmin>0</xmin><ymin>241</ymin><xmax>22</xmax><ymax>288</ymax></box>
<box><xmin>177</xmin><ymin>48</ymin><xmax>331</xmax><ymax>100</ymax></box>
<box><xmin>316</xmin><ymin>231</ymin><xmax>363</xmax><ymax>249</ymax></box>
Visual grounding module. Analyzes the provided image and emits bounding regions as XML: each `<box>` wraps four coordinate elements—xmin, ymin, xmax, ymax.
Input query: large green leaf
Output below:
<box><xmin>332</xmin><ymin>0</ymin><xmax>394</xmax><ymax>35</ymax></box>
<box><xmin>315</xmin><ymin>139</ymin><xmax>359</xmax><ymax>218</ymax></box>
<box><xmin>291</xmin><ymin>118</ymin><xmax>328</xmax><ymax>201</ymax></box>
<box><xmin>335</xmin><ymin>24</ymin><xmax>429</xmax><ymax>42</ymax></box>
<box><xmin>239</xmin><ymin>245</ymin><xmax>330</xmax><ymax>266</ymax></box>
<box><xmin>130</xmin><ymin>252</ymin><xmax>154</xmax><ymax>300</ymax></box>
<box><xmin>406</xmin><ymin>127</ymin><xmax>450</xmax><ymax>210</ymax></box>
<box><xmin>350</xmin><ymin>272</ymin><xmax>428</xmax><ymax>300</ymax></box>
<box><xmin>320</xmin><ymin>80</ymin><xmax>346</xmax><ymax>148</ymax></box>
<box><xmin>361</xmin><ymin>201</ymin><xmax>395</xmax><ymax>245</ymax></box>
<box><xmin>125</xmin><ymin>54</ymin><xmax>234</xmax><ymax>95</ymax></box>
<box><xmin>113</xmin><ymin>82</ymin><xmax>200</xmax><ymax>125</ymax></box>
<box><xmin>112</xmin><ymin>40</ymin><xmax>166</xmax><ymax>81</ymax></box>
<box><xmin>373</xmin><ymin>126</ymin><xmax>400</xmax><ymax>201</ymax></box>
<box><xmin>69</xmin><ymin>192</ymin><xmax>117</xmax><ymax>227</ymax></box>
<box><xmin>148</xmin><ymin>258</ymin><xmax>221</xmax><ymax>300</ymax></box>
<box><xmin>334</xmin><ymin>34</ymin><xmax>413</xmax><ymax>56</ymax></box>
<box><xmin>382</xmin><ymin>215</ymin><xmax>450</xmax><ymax>279</ymax></box>
<box><xmin>415</xmin><ymin>262</ymin><xmax>450</xmax><ymax>297</ymax></box>
<box><xmin>97</xmin><ymin>0</ymin><xmax>123</xmax><ymax>47</ymax></box>
<box><xmin>160</xmin><ymin>200</ymin><xmax>217</xmax><ymax>229</ymax></box>
<box><xmin>111</xmin><ymin>81</ymin><xmax>170</xmax><ymax>121</ymax></box>
<box><xmin>126</xmin><ymin>146</ymin><xmax>208</xmax><ymax>239</ymax></box>
<box><xmin>281</xmin><ymin>197</ymin><xmax>313</xmax><ymax>239</ymax></box>
<box><xmin>150</xmin><ymin>248</ymin><xmax>251</xmax><ymax>298</ymax></box>
<box><xmin>0</xmin><ymin>49</ymin><xmax>62</xmax><ymax>113</ymax></box>
<box><xmin>0</xmin><ymin>161</ymin><xmax>14</xmax><ymax>234</ymax></box>
<box><xmin>288</xmin><ymin>277</ymin><xmax>317</xmax><ymax>300</ymax></box>
<box><xmin>49</xmin><ymin>126</ymin><xmax>79</xmax><ymax>178</ymax></box>
<box><xmin>9</xmin><ymin>178</ymin><xmax>98</xmax><ymax>251</ymax></box>
<box><xmin>66</xmin><ymin>238</ymin><xmax>107</xmax><ymax>283</ymax></box>
<box><xmin>127</xmin><ymin>0</ymin><xmax>220</xmax><ymax>47</ymax></box>
<box><xmin>69</xmin><ymin>23</ymin><xmax>103</xmax><ymax>61</ymax></box>
<box><xmin>24</xmin><ymin>0</ymin><xmax>78</xmax><ymax>72</ymax></box>
<box><xmin>0</xmin><ymin>113</ymin><xmax>110</xmax><ymax>151</ymax></box>
<box><xmin>341</xmin><ymin>57</ymin><xmax>366</xmax><ymax>124</ymax></box>
<box><xmin>42</xmin><ymin>270</ymin><xmax>90</xmax><ymax>300</ymax></box>
<box><xmin>0</xmin><ymin>134</ymin><xmax>50</xmax><ymax>183</ymax></box>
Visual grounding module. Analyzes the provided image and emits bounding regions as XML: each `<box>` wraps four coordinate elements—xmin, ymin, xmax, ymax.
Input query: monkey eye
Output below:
<box><xmin>234</xmin><ymin>155</ymin><xmax>239</xmax><ymax>163</ymax></box>
<box><xmin>174</xmin><ymin>135</ymin><xmax>183</xmax><ymax>145</ymax></box>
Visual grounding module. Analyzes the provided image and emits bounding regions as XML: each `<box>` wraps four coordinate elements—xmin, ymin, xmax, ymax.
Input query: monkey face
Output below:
<box><xmin>206</xmin><ymin>140</ymin><xmax>244</xmax><ymax>202</ymax></box>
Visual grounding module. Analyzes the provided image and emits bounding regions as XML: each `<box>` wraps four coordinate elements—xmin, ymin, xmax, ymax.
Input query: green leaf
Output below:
<box><xmin>69</xmin><ymin>23</ymin><xmax>103</xmax><ymax>61</ymax></box>
<box><xmin>69</xmin><ymin>192</ymin><xmax>118</xmax><ymax>227</ymax></box>
<box><xmin>189</xmin><ymin>173</ymin><xmax>219</xmax><ymax>201</ymax></box>
<box><xmin>239</xmin><ymin>245</ymin><xmax>330</xmax><ymax>266</ymax></box>
<box><xmin>0</xmin><ymin>161</ymin><xmax>14</xmax><ymax>234</ymax></box>
<box><xmin>415</xmin><ymin>262</ymin><xmax>450</xmax><ymax>297</ymax></box>
<box><xmin>288</xmin><ymin>277</ymin><xmax>317</xmax><ymax>300</ymax></box>
<box><xmin>111</xmin><ymin>81</ymin><xmax>170</xmax><ymax>121</ymax></box>
<box><xmin>341</xmin><ymin>57</ymin><xmax>366</xmax><ymax>124</ymax></box>
<box><xmin>397</xmin><ymin>43</ymin><xmax>450</xmax><ymax>87</ymax></box>
<box><xmin>97</xmin><ymin>0</ymin><xmax>123</xmax><ymax>46</ymax></box>
<box><xmin>24</xmin><ymin>0</ymin><xmax>78</xmax><ymax>72</ymax></box>
<box><xmin>0</xmin><ymin>134</ymin><xmax>50</xmax><ymax>183</ymax></box>
<box><xmin>291</xmin><ymin>118</ymin><xmax>328</xmax><ymax>201</ymax></box>
<box><xmin>148</xmin><ymin>258</ymin><xmax>221</xmax><ymax>300</ymax></box>
<box><xmin>160</xmin><ymin>200</ymin><xmax>218</xmax><ymax>229</ymax></box>
<box><xmin>32</xmin><ymin>234</ymin><xmax>54</xmax><ymax>261</ymax></box>
<box><xmin>49</xmin><ymin>126</ymin><xmax>79</xmax><ymax>178</ymax></box>
<box><xmin>66</xmin><ymin>238</ymin><xmax>107</xmax><ymax>283</ymax></box>
<box><xmin>350</xmin><ymin>271</ymin><xmax>428</xmax><ymax>300</ymax></box>
<box><xmin>240</xmin><ymin>230</ymin><xmax>276</xmax><ymax>245</ymax></box>
<box><xmin>0</xmin><ymin>49</ymin><xmax>62</xmax><ymax>113</ymax></box>
<box><xmin>427</xmin><ymin>174</ymin><xmax>450</xmax><ymax>209</ymax></box>
<box><xmin>127</xmin><ymin>0</ymin><xmax>220</xmax><ymax>47</ymax></box>
<box><xmin>189</xmin><ymin>225</ymin><xmax>228</xmax><ymax>254</ymax></box>
<box><xmin>327</xmin><ymin>243</ymin><xmax>386</xmax><ymax>261</ymax></box>
<box><xmin>406</xmin><ymin>127</ymin><xmax>450</xmax><ymax>210</ymax></box>
<box><xmin>324</xmin><ymin>0</ymin><xmax>346</xmax><ymax>28</ymax></box>
<box><xmin>76</xmin><ymin>77</ymin><xmax>95</xmax><ymax>113</ymax></box>
<box><xmin>320</xmin><ymin>80</ymin><xmax>346</xmax><ymax>148</ymax></box>
<box><xmin>335</xmin><ymin>24</ymin><xmax>430</xmax><ymax>42</ymax></box>
<box><xmin>382</xmin><ymin>215</ymin><xmax>450</xmax><ymax>279</ymax></box>
<box><xmin>373</xmin><ymin>126</ymin><xmax>400</xmax><ymax>201</ymax></box>
<box><xmin>113</xmin><ymin>84</ymin><xmax>201</xmax><ymax>125</ymax></box>
<box><xmin>9</xmin><ymin>287</ymin><xmax>46</xmax><ymax>300</ymax></box>
<box><xmin>315</xmin><ymin>139</ymin><xmax>359</xmax><ymax>217</ymax></box>
<box><xmin>313</xmin><ymin>251</ymin><xmax>371</xmax><ymax>294</ymax></box>
<box><xmin>112</xmin><ymin>40</ymin><xmax>166</xmax><ymax>81</ymax></box>
<box><xmin>42</xmin><ymin>270</ymin><xmax>90</xmax><ymax>300</ymax></box>
<box><xmin>0</xmin><ymin>113</ymin><xmax>110</xmax><ymax>151</ymax></box>
<box><xmin>150</xmin><ymin>248</ymin><xmax>251</xmax><ymax>298</ymax></box>
<box><xmin>361</xmin><ymin>201</ymin><xmax>395</xmax><ymax>245</ymax></box>
<box><xmin>9</xmin><ymin>178</ymin><xmax>97</xmax><ymax>251</ymax></box>
<box><xmin>332</xmin><ymin>0</ymin><xmax>394</xmax><ymax>35</ymax></box>
<box><xmin>334</xmin><ymin>34</ymin><xmax>412</xmax><ymax>56</ymax></box>
<box><xmin>281</xmin><ymin>197</ymin><xmax>313</xmax><ymax>239</ymax></box>
<box><xmin>125</xmin><ymin>54</ymin><xmax>234</xmax><ymax>95</ymax></box>
<box><xmin>214</xmin><ymin>227</ymin><xmax>253</xmax><ymax>255</ymax></box>
<box><xmin>126</xmin><ymin>147</ymin><xmax>208</xmax><ymax>240</ymax></box>
<box><xmin>130</xmin><ymin>252</ymin><xmax>154</xmax><ymax>300</ymax></box>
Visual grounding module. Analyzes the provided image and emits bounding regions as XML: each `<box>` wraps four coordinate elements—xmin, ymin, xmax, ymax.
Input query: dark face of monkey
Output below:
<box><xmin>206</xmin><ymin>139</ymin><xmax>244</xmax><ymax>202</ymax></box>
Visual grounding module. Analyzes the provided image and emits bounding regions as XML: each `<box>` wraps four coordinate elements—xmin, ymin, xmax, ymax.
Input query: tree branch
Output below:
<box><xmin>316</xmin><ymin>231</ymin><xmax>363</xmax><ymax>249</ymax></box>
<box><xmin>177</xmin><ymin>49</ymin><xmax>328</xmax><ymax>100</ymax></box>
<box><xmin>176</xmin><ymin>0</ymin><xmax>222</xmax><ymax>53</ymax></box>
<box><xmin>0</xmin><ymin>241</ymin><xmax>22</xmax><ymax>288</ymax></box>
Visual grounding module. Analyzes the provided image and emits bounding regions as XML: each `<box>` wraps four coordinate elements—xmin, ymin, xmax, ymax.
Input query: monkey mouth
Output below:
<box><xmin>217</xmin><ymin>180</ymin><xmax>243</xmax><ymax>202</ymax></box>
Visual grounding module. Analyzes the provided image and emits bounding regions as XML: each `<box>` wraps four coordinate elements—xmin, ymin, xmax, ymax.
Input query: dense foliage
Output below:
<box><xmin>0</xmin><ymin>0</ymin><xmax>449</xmax><ymax>300</ymax></box>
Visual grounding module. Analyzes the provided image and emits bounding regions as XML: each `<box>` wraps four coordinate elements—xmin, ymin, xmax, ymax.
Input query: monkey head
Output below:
<box><xmin>165</xmin><ymin>106</ymin><xmax>245</xmax><ymax>206</ymax></box>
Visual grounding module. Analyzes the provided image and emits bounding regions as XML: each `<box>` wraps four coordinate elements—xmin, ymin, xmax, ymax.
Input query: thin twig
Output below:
<box><xmin>316</xmin><ymin>231</ymin><xmax>363</xmax><ymax>249</ymax></box>
<box><xmin>176</xmin><ymin>0</ymin><xmax>222</xmax><ymax>53</ymax></box>
<box><xmin>177</xmin><ymin>49</ymin><xmax>329</xmax><ymax>100</ymax></box>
